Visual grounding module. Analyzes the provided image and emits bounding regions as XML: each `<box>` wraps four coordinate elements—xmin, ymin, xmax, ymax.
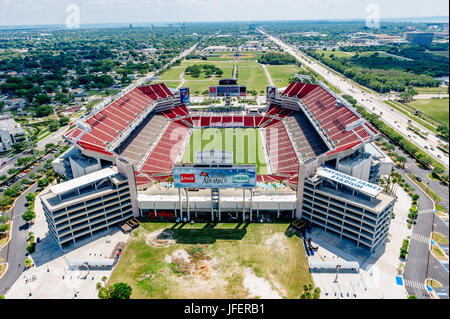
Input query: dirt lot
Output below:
<box><xmin>108</xmin><ymin>222</ymin><xmax>312</xmax><ymax>299</ymax></box>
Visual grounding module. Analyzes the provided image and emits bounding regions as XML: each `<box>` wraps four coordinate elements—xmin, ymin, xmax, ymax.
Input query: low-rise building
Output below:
<box><xmin>0</xmin><ymin>116</ymin><xmax>26</xmax><ymax>152</ymax></box>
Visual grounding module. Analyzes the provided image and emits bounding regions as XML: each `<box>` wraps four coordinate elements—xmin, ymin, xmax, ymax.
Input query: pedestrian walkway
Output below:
<box><xmin>404</xmin><ymin>279</ymin><xmax>427</xmax><ymax>291</ymax></box>
<box><xmin>419</xmin><ymin>209</ymin><xmax>434</xmax><ymax>215</ymax></box>
<box><xmin>411</xmin><ymin>233</ymin><xmax>430</xmax><ymax>245</ymax></box>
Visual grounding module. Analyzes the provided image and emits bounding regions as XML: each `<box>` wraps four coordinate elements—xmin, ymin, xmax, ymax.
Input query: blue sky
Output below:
<box><xmin>0</xmin><ymin>0</ymin><xmax>448</xmax><ymax>26</ymax></box>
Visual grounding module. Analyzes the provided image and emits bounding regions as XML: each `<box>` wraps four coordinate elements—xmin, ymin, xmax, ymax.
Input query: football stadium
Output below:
<box><xmin>42</xmin><ymin>78</ymin><xmax>396</xmax><ymax>253</ymax></box>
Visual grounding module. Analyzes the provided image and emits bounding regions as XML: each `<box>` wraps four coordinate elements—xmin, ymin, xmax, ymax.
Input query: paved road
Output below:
<box><xmin>0</xmin><ymin>183</ymin><xmax>38</xmax><ymax>294</ymax></box>
<box><xmin>261</xmin><ymin>63</ymin><xmax>274</xmax><ymax>87</ymax></box>
<box><xmin>392</xmin><ymin>156</ymin><xmax>449</xmax><ymax>299</ymax></box>
<box><xmin>259</xmin><ymin>28</ymin><xmax>449</xmax><ymax>169</ymax></box>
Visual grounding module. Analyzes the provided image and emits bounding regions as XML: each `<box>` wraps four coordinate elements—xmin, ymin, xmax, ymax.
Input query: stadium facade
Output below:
<box><xmin>42</xmin><ymin>81</ymin><xmax>395</xmax><ymax>252</ymax></box>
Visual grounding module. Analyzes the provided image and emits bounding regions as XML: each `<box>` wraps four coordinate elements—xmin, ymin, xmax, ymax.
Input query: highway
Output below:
<box><xmin>259</xmin><ymin>28</ymin><xmax>449</xmax><ymax>169</ymax></box>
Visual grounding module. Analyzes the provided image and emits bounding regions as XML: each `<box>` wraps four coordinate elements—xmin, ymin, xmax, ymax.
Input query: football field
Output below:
<box><xmin>181</xmin><ymin>128</ymin><xmax>268</xmax><ymax>174</ymax></box>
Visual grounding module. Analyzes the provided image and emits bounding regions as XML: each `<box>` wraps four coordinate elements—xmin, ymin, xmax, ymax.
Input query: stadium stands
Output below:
<box><xmin>284</xmin><ymin>110</ymin><xmax>329</xmax><ymax>162</ymax></box>
<box><xmin>281</xmin><ymin>82</ymin><xmax>376</xmax><ymax>149</ymax></box>
<box><xmin>66</xmin><ymin>81</ymin><xmax>376</xmax><ymax>189</ymax></box>
<box><xmin>140</xmin><ymin>120</ymin><xmax>190</xmax><ymax>175</ymax></box>
<box><xmin>264</xmin><ymin>121</ymin><xmax>299</xmax><ymax>174</ymax></box>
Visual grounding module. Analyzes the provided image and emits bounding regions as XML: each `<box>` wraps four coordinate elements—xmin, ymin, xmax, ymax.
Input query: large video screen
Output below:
<box><xmin>209</xmin><ymin>86</ymin><xmax>246</xmax><ymax>97</ymax></box>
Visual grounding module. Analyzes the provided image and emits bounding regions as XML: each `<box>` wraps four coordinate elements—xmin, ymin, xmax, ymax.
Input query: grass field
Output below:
<box><xmin>238</xmin><ymin>64</ymin><xmax>269</xmax><ymax>93</ymax></box>
<box><xmin>108</xmin><ymin>222</ymin><xmax>312</xmax><ymax>299</ymax></box>
<box><xmin>406</xmin><ymin>98</ymin><xmax>449</xmax><ymax>125</ymax></box>
<box><xmin>157</xmin><ymin>52</ymin><xmax>270</xmax><ymax>94</ymax></box>
<box><xmin>204</xmin><ymin>51</ymin><xmax>264</xmax><ymax>61</ymax></box>
<box><xmin>181</xmin><ymin>128</ymin><xmax>268</xmax><ymax>174</ymax></box>
<box><xmin>414</xmin><ymin>86</ymin><xmax>448</xmax><ymax>94</ymax></box>
<box><xmin>266</xmin><ymin>64</ymin><xmax>302</xmax><ymax>88</ymax></box>
<box><xmin>315</xmin><ymin>49</ymin><xmax>355</xmax><ymax>58</ymax></box>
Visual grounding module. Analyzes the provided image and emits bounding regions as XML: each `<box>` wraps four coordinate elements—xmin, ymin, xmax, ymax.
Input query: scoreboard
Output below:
<box><xmin>209</xmin><ymin>85</ymin><xmax>247</xmax><ymax>97</ymax></box>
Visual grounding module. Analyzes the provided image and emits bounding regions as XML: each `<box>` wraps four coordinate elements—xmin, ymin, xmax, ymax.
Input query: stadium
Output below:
<box><xmin>42</xmin><ymin>79</ymin><xmax>396</xmax><ymax>253</ymax></box>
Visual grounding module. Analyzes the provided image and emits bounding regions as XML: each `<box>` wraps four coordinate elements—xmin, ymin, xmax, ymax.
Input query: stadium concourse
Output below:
<box><xmin>44</xmin><ymin>80</ymin><xmax>396</xmax><ymax>253</ymax></box>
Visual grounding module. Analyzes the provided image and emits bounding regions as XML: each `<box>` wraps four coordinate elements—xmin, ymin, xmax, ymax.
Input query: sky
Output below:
<box><xmin>0</xmin><ymin>0</ymin><xmax>448</xmax><ymax>26</ymax></box>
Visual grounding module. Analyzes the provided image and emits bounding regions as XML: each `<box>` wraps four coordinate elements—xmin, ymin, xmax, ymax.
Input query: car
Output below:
<box><xmin>430</xmin><ymin>147</ymin><xmax>434</xmax><ymax>151</ymax></box>
<box><xmin>437</xmin><ymin>154</ymin><xmax>441</xmax><ymax>158</ymax></box>
<box><xmin>424</xmin><ymin>146</ymin><xmax>429</xmax><ymax>149</ymax></box>
<box><xmin>1</xmin><ymin>161</ymin><xmax>6</xmax><ymax>166</ymax></box>
<box><xmin>416</xmin><ymin>177</ymin><xmax>422</xmax><ymax>182</ymax></box>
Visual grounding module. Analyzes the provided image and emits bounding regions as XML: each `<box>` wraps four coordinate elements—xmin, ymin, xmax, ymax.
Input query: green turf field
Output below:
<box><xmin>266</xmin><ymin>64</ymin><xmax>302</xmax><ymax>87</ymax></box>
<box><xmin>108</xmin><ymin>222</ymin><xmax>313</xmax><ymax>299</ymax></box>
<box><xmin>157</xmin><ymin>52</ymin><xmax>270</xmax><ymax>95</ymax></box>
<box><xmin>181</xmin><ymin>128</ymin><xmax>268</xmax><ymax>174</ymax></box>
<box><xmin>407</xmin><ymin>98</ymin><xmax>449</xmax><ymax>125</ymax></box>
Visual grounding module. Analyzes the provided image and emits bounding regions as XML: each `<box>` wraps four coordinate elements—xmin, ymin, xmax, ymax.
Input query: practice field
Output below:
<box><xmin>266</xmin><ymin>64</ymin><xmax>303</xmax><ymax>88</ymax></box>
<box><xmin>181</xmin><ymin>128</ymin><xmax>268</xmax><ymax>174</ymax></box>
<box><xmin>108</xmin><ymin>222</ymin><xmax>313</xmax><ymax>299</ymax></box>
<box><xmin>157</xmin><ymin>52</ymin><xmax>270</xmax><ymax>94</ymax></box>
<box><xmin>407</xmin><ymin>98</ymin><xmax>449</xmax><ymax>125</ymax></box>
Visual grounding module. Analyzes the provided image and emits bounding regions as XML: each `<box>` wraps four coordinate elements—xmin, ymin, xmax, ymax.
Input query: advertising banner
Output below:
<box><xmin>266</xmin><ymin>86</ymin><xmax>276</xmax><ymax>99</ymax></box>
<box><xmin>179</xmin><ymin>87</ymin><xmax>190</xmax><ymax>106</ymax></box>
<box><xmin>173</xmin><ymin>165</ymin><xmax>257</xmax><ymax>189</ymax></box>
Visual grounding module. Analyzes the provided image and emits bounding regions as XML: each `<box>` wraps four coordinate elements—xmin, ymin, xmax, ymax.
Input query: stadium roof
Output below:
<box><xmin>50</xmin><ymin>167</ymin><xmax>117</xmax><ymax>196</ymax></box>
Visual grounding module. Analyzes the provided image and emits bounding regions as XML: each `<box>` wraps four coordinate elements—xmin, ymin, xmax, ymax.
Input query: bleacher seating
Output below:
<box><xmin>283</xmin><ymin>111</ymin><xmax>329</xmax><ymax>162</ymax></box>
<box><xmin>140</xmin><ymin>121</ymin><xmax>190</xmax><ymax>174</ymax></box>
<box><xmin>264</xmin><ymin>121</ymin><xmax>299</xmax><ymax>174</ymax></box>
<box><xmin>117</xmin><ymin>114</ymin><xmax>169</xmax><ymax>167</ymax></box>
<box><xmin>282</xmin><ymin>82</ymin><xmax>376</xmax><ymax>149</ymax></box>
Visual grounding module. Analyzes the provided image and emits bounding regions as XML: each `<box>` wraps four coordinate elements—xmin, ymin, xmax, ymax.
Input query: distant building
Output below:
<box><xmin>405</xmin><ymin>32</ymin><xmax>434</xmax><ymax>46</ymax></box>
<box><xmin>0</xmin><ymin>115</ymin><xmax>26</xmax><ymax>152</ymax></box>
<box><xmin>203</xmin><ymin>46</ymin><xmax>233</xmax><ymax>52</ymax></box>
<box><xmin>3</xmin><ymin>98</ymin><xmax>26</xmax><ymax>109</ymax></box>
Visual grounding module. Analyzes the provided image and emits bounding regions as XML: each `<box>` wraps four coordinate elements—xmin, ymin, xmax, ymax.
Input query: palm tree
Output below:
<box><xmin>397</xmin><ymin>156</ymin><xmax>407</xmax><ymax>168</ymax></box>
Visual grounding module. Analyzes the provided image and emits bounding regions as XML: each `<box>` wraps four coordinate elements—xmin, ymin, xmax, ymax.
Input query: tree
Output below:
<box><xmin>22</xmin><ymin>209</ymin><xmax>36</xmax><ymax>222</ymax></box>
<box><xmin>436</xmin><ymin>124</ymin><xmax>449</xmax><ymax>141</ymax></box>
<box><xmin>110</xmin><ymin>283</ymin><xmax>132</xmax><ymax>299</ymax></box>
<box><xmin>45</xmin><ymin>143</ymin><xmax>56</xmax><ymax>152</ymax></box>
<box><xmin>58</xmin><ymin>117</ymin><xmax>70</xmax><ymax>126</ymax></box>
<box><xmin>432</xmin><ymin>166</ymin><xmax>444</xmax><ymax>176</ymax></box>
<box><xmin>26</xmin><ymin>193</ymin><xmax>36</xmax><ymax>203</ymax></box>
<box><xmin>408</xmin><ymin>294</ymin><xmax>417</xmax><ymax>299</ymax></box>
<box><xmin>397</xmin><ymin>156</ymin><xmax>407</xmax><ymax>168</ymax></box>
<box><xmin>12</xmin><ymin>142</ymin><xmax>27</xmax><ymax>153</ymax></box>
<box><xmin>37</xmin><ymin>178</ymin><xmax>49</xmax><ymax>188</ymax></box>
<box><xmin>36</xmin><ymin>105</ymin><xmax>53</xmax><ymax>117</ymax></box>
<box><xmin>0</xmin><ymin>223</ymin><xmax>10</xmax><ymax>235</ymax></box>
<box><xmin>49</xmin><ymin>122</ymin><xmax>59</xmax><ymax>132</ymax></box>
<box><xmin>34</xmin><ymin>94</ymin><xmax>51</xmax><ymax>105</ymax></box>
<box><xmin>24</xmin><ymin>258</ymin><xmax>32</xmax><ymax>268</ymax></box>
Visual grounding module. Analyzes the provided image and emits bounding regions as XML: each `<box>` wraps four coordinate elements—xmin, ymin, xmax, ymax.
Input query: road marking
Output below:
<box><xmin>404</xmin><ymin>279</ymin><xmax>427</xmax><ymax>291</ymax></box>
<box><xmin>411</xmin><ymin>233</ymin><xmax>430</xmax><ymax>244</ymax></box>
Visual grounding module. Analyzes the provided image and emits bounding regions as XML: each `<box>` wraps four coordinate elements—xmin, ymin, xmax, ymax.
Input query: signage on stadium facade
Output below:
<box><xmin>173</xmin><ymin>165</ymin><xmax>256</xmax><ymax>189</ymax></box>
<box><xmin>209</xmin><ymin>121</ymin><xmax>244</xmax><ymax>128</ymax></box>
<box><xmin>266</xmin><ymin>86</ymin><xmax>276</xmax><ymax>99</ymax></box>
<box><xmin>179</xmin><ymin>87</ymin><xmax>190</xmax><ymax>106</ymax></box>
<box><xmin>317</xmin><ymin>167</ymin><xmax>383</xmax><ymax>197</ymax></box>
